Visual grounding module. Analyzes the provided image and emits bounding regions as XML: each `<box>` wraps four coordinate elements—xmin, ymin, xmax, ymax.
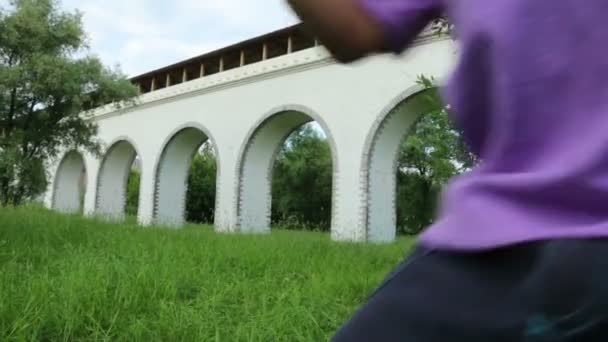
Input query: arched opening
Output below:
<box><xmin>238</xmin><ymin>110</ymin><xmax>335</xmax><ymax>233</ymax></box>
<box><xmin>366</xmin><ymin>88</ymin><xmax>475</xmax><ymax>242</ymax></box>
<box><xmin>154</xmin><ymin>126</ymin><xmax>217</xmax><ymax>227</ymax></box>
<box><xmin>52</xmin><ymin>151</ymin><xmax>86</xmax><ymax>213</ymax></box>
<box><xmin>95</xmin><ymin>140</ymin><xmax>140</xmax><ymax>221</ymax></box>
<box><xmin>125</xmin><ymin>156</ymin><xmax>142</xmax><ymax>221</ymax></box>
<box><xmin>185</xmin><ymin>141</ymin><xmax>217</xmax><ymax>225</ymax></box>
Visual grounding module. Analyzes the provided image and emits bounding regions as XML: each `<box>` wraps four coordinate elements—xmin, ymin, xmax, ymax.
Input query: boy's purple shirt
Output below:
<box><xmin>360</xmin><ymin>0</ymin><xmax>608</xmax><ymax>250</ymax></box>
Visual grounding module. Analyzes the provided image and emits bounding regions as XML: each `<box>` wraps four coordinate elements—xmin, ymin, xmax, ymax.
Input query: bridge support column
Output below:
<box><xmin>214</xmin><ymin>153</ymin><xmax>240</xmax><ymax>233</ymax></box>
<box><xmin>330</xmin><ymin>150</ymin><xmax>368</xmax><ymax>243</ymax></box>
<box><xmin>82</xmin><ymin>154</ymin><xmax>99</xmax><ymax>217</ymax></box>
<box><xmin>137</xmin><ymin>161</ymin><xmax>156</xmax><ymax>226</ymax></box>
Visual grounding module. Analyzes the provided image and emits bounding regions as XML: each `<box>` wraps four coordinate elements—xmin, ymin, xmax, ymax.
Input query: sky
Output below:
<box><xmin>58</xmin><ymin>0</ymin><xmax>300</xmax><ymax>77</ymax></box>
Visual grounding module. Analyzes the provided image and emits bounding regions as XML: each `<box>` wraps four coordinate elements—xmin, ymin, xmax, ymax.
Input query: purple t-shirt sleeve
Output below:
<box><xmin>358</xmin><ymin>0</ymin><xmax>443</xmax><ymax>52</ymax></box>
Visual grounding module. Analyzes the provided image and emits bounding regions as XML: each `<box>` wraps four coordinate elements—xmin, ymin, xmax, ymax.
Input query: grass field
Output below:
<box><xmin>0</xmin><ymin>206</ymin><xmax>414</xmax><ymax>341</ymax></box>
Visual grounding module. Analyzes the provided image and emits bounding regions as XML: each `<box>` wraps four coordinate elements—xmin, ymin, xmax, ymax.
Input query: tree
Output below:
<box><xmin>0</xmin><ymin>0</ymin><xmax>138</xmax><ymax>206</ymax></box>
<box><xmin>396</xmin><ymin>77</ymin><xmax>477</xmax><ymax>234</ymax></box>
<box><xmin>186</xmin><ymin>142</ymin><xmax>217</xmax><ymax>224</ymax></box>
<box><xmin>272</xmin><ymin>124</ymin><xmax>333</xmax><ymax>231</ymax></box>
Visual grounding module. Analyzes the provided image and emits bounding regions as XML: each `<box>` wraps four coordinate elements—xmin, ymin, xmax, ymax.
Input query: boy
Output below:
<box><xmin>287</xmin><ymin>0</ymin><xmax>608</xmax><ymax>340</ymax></box>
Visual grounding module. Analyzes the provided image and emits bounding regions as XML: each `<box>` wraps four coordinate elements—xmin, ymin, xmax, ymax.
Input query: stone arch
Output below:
<box><xmin>52</xmin><ymin>150</ymin><xmax>87</xmax><ymax>213</ymax></box>
<box><xmin>95</xmin><ymin>137</ymin><xmax>141</xmax><ymax>220</ymax></box>
<box><xmin>236</xmin><ymin>104</ymin><xmax>339</xmax><ymax>233</ymax></box>
<box><xmin>153</xmin><ymin>122</ymin><xmax>219</xmax><ymax>226</ymax></box>
<box><xmin>363</xmin><ymin>86</ymin><xmax>439</xmax><ymax>242</ymax></box>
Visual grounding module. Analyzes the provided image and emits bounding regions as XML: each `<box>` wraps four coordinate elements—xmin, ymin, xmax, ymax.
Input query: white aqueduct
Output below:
<box><xmin>44</xmin><ymin>25</ymin><xmax>456</xmax><ymax>243</ymax></box>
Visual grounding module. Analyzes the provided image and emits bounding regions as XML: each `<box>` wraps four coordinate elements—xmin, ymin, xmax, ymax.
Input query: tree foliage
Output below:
<box><xmin>395</xmin><ymin>77</ymin><xmax>477</xmax><ymax>234</ymax></box>
<box><xmin>0</xmin><ymin>0</ymin><xmax>138</xmax><ymax>205</ymax></box>
<box><xmin>271</xmin><ymin>124</ymin><xmax>333</xmax><ymax>231</ymax></box>
<box><xmin>396</xmin><ymin>107</ymin><xmax>470</xmax><ymax>234</ymax></box>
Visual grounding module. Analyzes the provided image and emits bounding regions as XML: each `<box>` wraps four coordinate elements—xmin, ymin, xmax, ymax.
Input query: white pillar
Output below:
<box><xmin>137</xmin><ymin>159</ymin><xmax>156</xmax><ymax>226</ymax></box>
<box><xmin>82</xmin><ymin>153</ymin><xmax>100</xmax><ymax>217</ymax></box>
<box><xmin>213</xmin><ymin>150</ymin><xmax>239</xmax><ymax>233</ymax></box>
<box><xmin>287</xmin><ymin>36</ymin><xmax>293</xmax><ymax>54</ymax></box>
<box><xmin>43</xmin><ymin>157</ymin><xmax>60</xmax><ymax>209</ymax></box>
<box><xmin>331</xmin><ymin>151</ymin><xmax>368</xmax><ymax>242</ymax></box>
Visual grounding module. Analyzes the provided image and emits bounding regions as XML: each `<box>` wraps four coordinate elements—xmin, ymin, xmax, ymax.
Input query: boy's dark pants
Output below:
<box><xmin>333</xmin><ymin>240</ymin><xmax>608</xmax><ymax>341</ymax></box>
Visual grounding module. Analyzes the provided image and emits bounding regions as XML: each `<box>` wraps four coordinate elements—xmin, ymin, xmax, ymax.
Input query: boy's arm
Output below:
<box><xmin>286</xmin><ymin>0</ymin><xmax>442</xmax><ymax>63</ymax></box>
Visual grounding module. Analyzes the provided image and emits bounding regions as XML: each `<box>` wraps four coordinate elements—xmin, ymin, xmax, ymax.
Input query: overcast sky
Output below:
<box><xmin>59</xmin><ymin>0</ymin><xmax>300</xmax><ymax>77</ymax></box>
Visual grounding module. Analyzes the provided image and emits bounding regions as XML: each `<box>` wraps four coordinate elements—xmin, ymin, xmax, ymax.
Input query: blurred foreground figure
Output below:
<box><xmin>288</xmin><ymin>0</ymin><xmax>608</xmax><ymax>340</ymax></box>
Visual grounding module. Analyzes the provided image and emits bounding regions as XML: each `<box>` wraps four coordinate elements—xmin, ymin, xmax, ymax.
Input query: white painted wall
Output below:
<box><xmin>46</xmin><ymin>36</ymin><xmax>457</xmax><ymax>242</ymax></box>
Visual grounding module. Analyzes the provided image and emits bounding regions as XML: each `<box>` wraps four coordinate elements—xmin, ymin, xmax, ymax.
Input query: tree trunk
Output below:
<box><xmin>0</xmin><ymin>178</ymin><xmax>10</xmax><ymax>207</ymax></box>
<box><xmin>420</xmin><ymin>178</ymin><xmax>434</xmax><ymax>228</ymax></box>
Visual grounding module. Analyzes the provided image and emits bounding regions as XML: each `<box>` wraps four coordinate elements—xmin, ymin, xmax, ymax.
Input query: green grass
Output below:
<box><xmin>0</xmin><ymin>206</ymin><xmax>415</xmax><ymax>341</ymax></box>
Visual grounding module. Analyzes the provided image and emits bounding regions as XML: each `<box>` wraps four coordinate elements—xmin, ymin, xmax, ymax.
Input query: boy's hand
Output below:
<box><xmin>286</xmin><ymin>0</ymin><xmax>386</xmax><ymax>63</ymax></box>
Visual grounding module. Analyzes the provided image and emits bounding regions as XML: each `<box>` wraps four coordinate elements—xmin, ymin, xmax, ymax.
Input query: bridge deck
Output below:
<box><xmin>131</xmin><ymin>24</ymin><xmax>318</xmax><ymax>94</ymax></box>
